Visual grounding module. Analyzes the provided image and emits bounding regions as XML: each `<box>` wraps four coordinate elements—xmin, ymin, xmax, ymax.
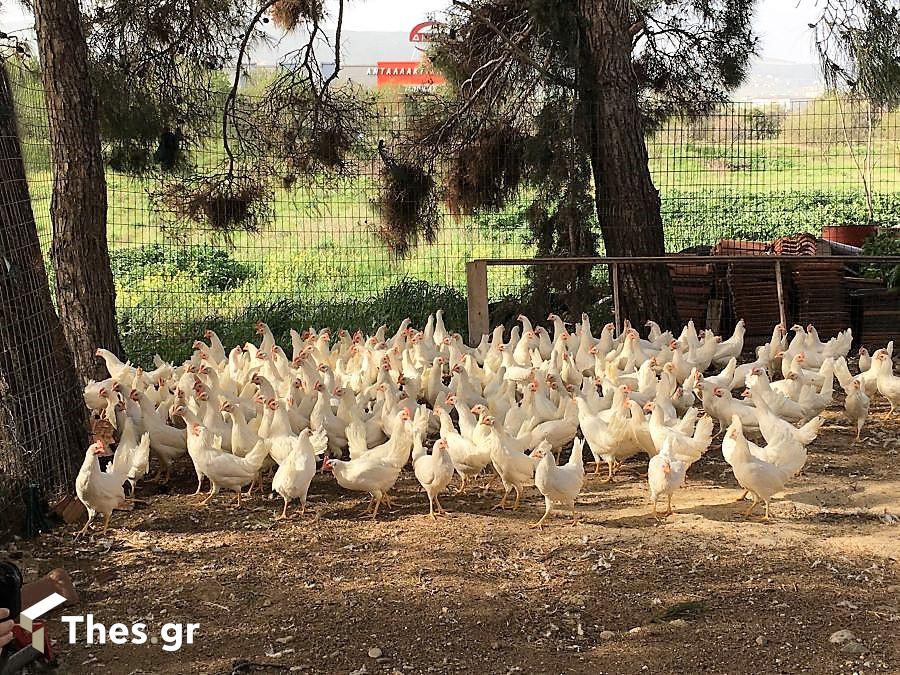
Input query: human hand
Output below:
<box><xmin>0</xmin><ymin>607</ymin><xmax>14</xmax><ymax>649</ymax></box>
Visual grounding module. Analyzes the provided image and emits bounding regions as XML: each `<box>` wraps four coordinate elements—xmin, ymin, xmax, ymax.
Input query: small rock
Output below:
<box><xmin>669</xmin><ymin>619</ymin><xmax>688</xmax><ymax>628</ymax></box>
<box><xmin>829</xmin><ymin>629</ymin><xmax>857</xmax><ymax>644</ymax></box>
<box><xmin>628</xmin><ymin>627</ymin><xmax>642</xmax><ymax>634</ymax></box>
<box><xmin>490</xmin><ymin>641</ymin><xmax>499</xmax><ymax>650</ymax></box>
<box><xmin>349</xmin><ymin>667</ymin><xmax>368</xmax><ymax>675</ymax></box>
<box><xmin>368</xmin><ymin>647</ymin><xmax>383</xmax><ymax>659</ymax></box>
<box><xmin>274</xmin><ymin>635</ymin><xmax>294</xmax><ymax>644</ymax></box>
<box><xmin>840</xmin><ymin>642</ymin><xmax>868</xmax><ymax>655</ymax></box>
<box><xmin>756</xmin><ymin>636</ymin><xmax>767</xmax><ymax>646</ymax></box>
<box><xmin>599</xmin><ymin>630</ymin><xmax>615</xmax><ymax>640</ymax></box>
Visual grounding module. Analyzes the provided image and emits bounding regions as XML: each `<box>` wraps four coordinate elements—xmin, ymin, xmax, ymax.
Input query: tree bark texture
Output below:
<box><xmin>576</xmin><ymin>0</ymin><xmax>681</xmax><ymax>329</ymax></box>
<box><xmin>33</xmin><ymin>0</ymin><xmax>123</xmax><ymax>382</ymax></box>
<box><xmin>0</xmin><ymin>62</ymin><xmax>86</xmax><ymax>510</ymax></box>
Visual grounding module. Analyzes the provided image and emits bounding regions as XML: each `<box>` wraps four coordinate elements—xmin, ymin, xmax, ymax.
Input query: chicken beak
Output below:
<box><xmin>662</xmin><ymin>464</ymin><xmax>671</xmax><ymax>475</ymax></box>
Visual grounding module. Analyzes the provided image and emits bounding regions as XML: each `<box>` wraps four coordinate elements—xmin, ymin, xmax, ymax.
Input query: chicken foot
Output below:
<box><xmin>196</xmin><ymin>487</ymin><xmax>218</xmax><ymax>507</ymax></box>
<box><xmin>491</xmin><ymin>488</ymin><xmax>511</xmax><ymax>510</ymax></box>
<box><xmin>598</xmin><ymin>460</ymin><xmax>619</xmax><ymax>483</ymax></box>
<box><xmin>275</xmin><ymin>497</ymin><xmax>291</xmax><ymax>520</ymax></box>
<box><xmin>530</xmin><ymin>505</ymin><xmax>551</xmax><ymax>529</ymax></box>
<box><xmin>740</xmin><ymin>493</ymin><xmax>760</xmax><ymax>518</ymax></box>
<box><xmin>74</xmin><ymin>513</ymin><xmax>95</xmax><ymax>538</ymax></box>
<box><xmin>512</xmin><ymin>485</ymin><xmax>523</xmax><ymax>511</ymax></box>
<box><xmin>480</xmin><ymin>474</ymin><xmax>498</xmax><ymax>497</ymax></box>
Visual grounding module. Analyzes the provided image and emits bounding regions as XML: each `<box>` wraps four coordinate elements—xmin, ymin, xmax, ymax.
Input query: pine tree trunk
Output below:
<box><xmin>33</xmin><ymin>0</ymin><xmax>123</xmax><ymax>382</ymax></box>
<box><xmin>576</xmin><ymin>0</ymin><xmax>681</xmax><ymax>329</ymax></box>
<box><xmin>0</xmin><ymin>62</ymin><xmax>86</xmax><ymax>507</ymax></box>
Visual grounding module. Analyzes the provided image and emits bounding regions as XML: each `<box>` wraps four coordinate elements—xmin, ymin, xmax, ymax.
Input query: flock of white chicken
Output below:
<box><xmin>74</xmin><ymin>311</ymin><xmax>899</xmax><ymax>535</ymax></box>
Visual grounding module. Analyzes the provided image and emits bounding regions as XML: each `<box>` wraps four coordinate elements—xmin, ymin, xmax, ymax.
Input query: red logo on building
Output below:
<box><xmin>409</xmin><ymin>21</ymin><xmax>438</xmax><ymax>44</ymax></box>
<box><xmin>369</xmin><ymin>61</ymin><xmax>445</xmax><ymax>87</ymax></box>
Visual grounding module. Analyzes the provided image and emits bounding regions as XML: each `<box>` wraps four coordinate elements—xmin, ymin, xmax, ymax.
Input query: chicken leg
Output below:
<box><xmin>370</xmin><ymin>495</ymin><xmax>383</xmax><ymax>519</ymax></box>
<box><xmin>196</xmin><ymin>486</ymin><xmax>218</xmax><ymax>507</ymax></box>
<box><xmin>666</xmin><ymin>494</ymin><xmax>675</xmax><ymax>516</ymax></box>
<box><xmin>599</xmin><ymin>460</ymin><xmax>617</xmax><ymax>484</ymax></box>
<box><xmin>74</xmin><ymin>513</ymin><xmax>95</xmax><ymax>538</ymax></box>
<box><xmin>491</xmin><ymin>488</ymin><xmax>511</xmax><ymax>510</ymax></box>
<box><xmin>434</xmin><ymin>496</ymin><xmax>448</xmax><ymax>517</ymax></box>
<box><xmin>530</xmin><ymin>504</ymin><xmax>551</xmax><ymax>529</ymax></box>
<box><xmin>512</xmin><ymin>485</ymin><xmax>523</xmax><ymax>511</ymax></box>
<box><xmin>568</xmin><ymin>509</ymin><xmax>579</xmax><ymax>527</ymax></box>
<box><xmin>275</xmin><ymin>497</ymin><xmax>290</xmax><ymax>520</ymax></box>
<box><xmin>480</xmin><ymin>474</ymin><xmax>498</xmax><ymax>497</ymax></box>
<box><xmin>740</xmin><ymin>494</ymin><xmax>759</xmax><ymax>518</ymax></box>
<box><xmin>100</xmin><ymin>512</ymin><xmax>113</xmax><ymax>535</ymax></box>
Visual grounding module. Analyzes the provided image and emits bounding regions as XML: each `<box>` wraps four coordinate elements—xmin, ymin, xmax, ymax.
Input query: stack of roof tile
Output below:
<box><xmin>768</xmin><ymin>233</ymin><xmax>819</xmax><ymax>256</ymax></box>
<box><xmin>791</xmin><ymin>261</ymin><xmax>850</xmax><ymax>336</ymax></box>
<box><xmin>726</xmin><ymin>261</ymin><xmax>786</xmax><ymax>348</ymax></box>
<box><xmin>667</xmin><ymin>261</ymin><xmax>718</xmax><ymax>326</ymax></box>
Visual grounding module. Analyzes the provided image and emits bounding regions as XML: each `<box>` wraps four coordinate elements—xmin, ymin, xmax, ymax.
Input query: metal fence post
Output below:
<box><xmin>466</xmin><ymin>260</ymin><xmax>489</xmax><ymax>346</ymax></box>
<box><xmin>774</xmin><ymin>261</ymin><xmax>787</xmax><ymax>328</ymax></box>
<box><xmin>611</xmin><ymin>263</ymin><xmax>621</xmax><ymax>335</ymax></box>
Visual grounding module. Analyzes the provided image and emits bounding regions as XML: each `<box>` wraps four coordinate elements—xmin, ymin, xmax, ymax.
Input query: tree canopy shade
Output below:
<box><xmin>409</xmin><ymin>0</ymin><xmax>759</xmax><ymax>324</ymax></box>
<box><xmin>25</xmin><ymin>0</ymin><xmax>900</xmax><ymax>338</ymax></box>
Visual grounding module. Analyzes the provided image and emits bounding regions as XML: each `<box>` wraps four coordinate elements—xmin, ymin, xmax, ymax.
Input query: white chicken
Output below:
<box><xmin>75</xmin><ymin>437</ymin><xmax>148</xmax><ymax>537</ymax></box>
<box><xmin>323</xmin><ymin>452</ymin><xmax>403</xmax><ymax>519</ymax></box>
<box><xmin>723</xmin><ymin>415</ymin><xmax>793</xmax><ymax>520</ymax></box>
<box><xmin>482</xmin><ymin>415</ymin><xmax>538</xmax><ymax>510</ymax></box>
<box><xmin>187</xmin><ymin>424</ymin><xmax>270</xmax><ymax>508</ymax></box>
<box><xmin>647</xmin><ymin>437</ymin><xmax>687</xmax><ymax>519</ymax></box>
<box><xmin>413</xmin><ymin>438</ymin><xmax>455</xmax><ymax>520</ymax></box>
<box><xmin>271</xmin><ymin>428</ymin><xmax>328</xmax><ymax>519</ymax></box>
<box><xmin>530</xmin><ymin>438</ymin><xmax>585</xmax><ymax>528</ymax></box>
<box><xmin>843</xmin><ymin>378</ymin><xmax>870</xmax><ymax>440</ymax></box>
<box><xmin>874</xmin><ymin>351</ymin><xmax>900</xmax><ymax>418</ymax></box>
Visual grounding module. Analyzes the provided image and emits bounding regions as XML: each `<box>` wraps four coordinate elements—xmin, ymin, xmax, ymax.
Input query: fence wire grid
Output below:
<box><xmin>0</xmin><ymin>58</ymin><xmax>899</xmax><ymax>524</ymax></box>
<box><xmin>8</xmin><ymin>62</ymin><xmax>900</xmax><ymax>366</ymax></box>
<box><xmin>1</xmin><ymin>62</ymin><xmax>83</xmax><ymax>527</ymax></box>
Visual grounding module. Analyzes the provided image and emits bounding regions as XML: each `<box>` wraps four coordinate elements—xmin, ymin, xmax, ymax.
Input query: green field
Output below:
<box><xmin>20</xmin><ymin>95</ymin><xmax>900</xmax><ymax>363</ymax></box>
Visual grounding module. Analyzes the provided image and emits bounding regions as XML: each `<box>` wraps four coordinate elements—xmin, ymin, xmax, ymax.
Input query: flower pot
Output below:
<box><xmin>821</xmin><ymin>224</ymin><xmax>878</xmax><ymax>247</ymax></box>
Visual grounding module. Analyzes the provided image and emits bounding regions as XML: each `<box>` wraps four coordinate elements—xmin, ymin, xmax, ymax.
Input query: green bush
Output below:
<box><xmin>660</xmin><ymin>189</ymin><xmax>900</xmax><ymax>249</ymax></box>
<box><xmin>110</xmin><ymin>244</ymin><xmax>254</xmax><ymax>291</ymax></box>
<box><xmin>118</xmin><ymin>279</ymin><xmax>468</xmax><ymax>365</ymax></box>
<box><xmin>861</xmin><ymin>228</ymin><xmax>900</xmax><ymax>288</ymax></box>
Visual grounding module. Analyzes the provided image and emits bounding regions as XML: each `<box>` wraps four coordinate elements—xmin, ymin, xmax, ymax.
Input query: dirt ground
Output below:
<box><xmin>7</xmin><ymin>401</ymin><xmax>900</xmax><ymax>675</ymax></box>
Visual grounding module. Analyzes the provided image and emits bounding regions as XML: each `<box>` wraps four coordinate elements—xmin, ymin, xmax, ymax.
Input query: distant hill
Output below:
<box><xmin>250</xmin><ymin>29</ymin><xmax>422</xmax><ymax>67</ymax></box>
<box><xmin>252</xmin><ymin>31</ymin><xmax>826</xmax><ymax>100</ymax></box>
<box><xmin>732</xmin><ymin>58</ymin><xmax>825</xmax><ymax>101</ymax></box>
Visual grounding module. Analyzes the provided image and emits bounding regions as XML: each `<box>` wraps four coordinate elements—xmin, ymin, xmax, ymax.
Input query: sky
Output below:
<box><xmin>0</xmin><ymin>0</ymin><xmax>825</xmax><ymax>64</ymax></box>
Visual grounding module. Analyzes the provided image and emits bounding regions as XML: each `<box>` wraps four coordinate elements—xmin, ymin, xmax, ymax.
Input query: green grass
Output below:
<box><xmin>20</xmin><ymin>100</ymin><xmax>900</xmax><ymax>363</ymax></box>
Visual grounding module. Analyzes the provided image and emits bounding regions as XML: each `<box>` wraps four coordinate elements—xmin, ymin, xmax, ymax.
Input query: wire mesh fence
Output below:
<box><xmin>6</xmin><ymin>60</ymin><xmax>900</xmax><ymax>369</ymax></box>
<box><xmin>468</xmin><ymin>256</ymin><xmax>900</xmax><ymax>356</ymax></box>
<box><xmin>1</xmin><ymin>57</ymin><xmax>899</xmax><ymax>526</ymax></box>
<box><xmin>1</xmin><ymin>62</ymin><xmax>84</xmax><ymax>528</ymax></box>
